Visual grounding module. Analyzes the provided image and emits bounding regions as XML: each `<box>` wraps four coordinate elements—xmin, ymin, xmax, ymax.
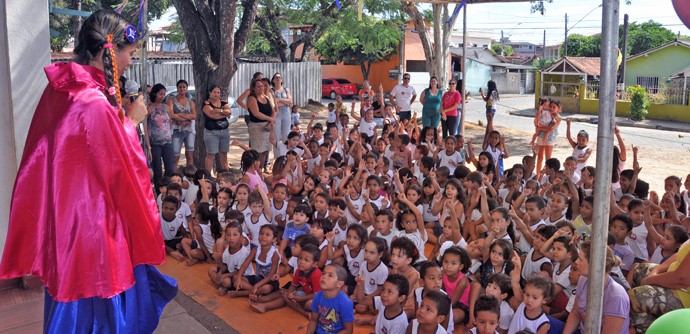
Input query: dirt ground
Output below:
<box><xmin>219</xmin><ymin>102</ymin><xmax>685</xmax><ymax>195</ymax></box>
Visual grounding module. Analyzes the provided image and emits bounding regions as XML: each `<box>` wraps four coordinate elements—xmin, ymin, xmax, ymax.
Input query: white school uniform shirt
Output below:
<box><xmin>437</xmin><ymin>149</ymin><xmax>463</xmax><ymax>174</ymax></box>
<box><xmin>176</xmin><ymin>202</ymin><xmax>192</xmax><ymax>229</ymax></box>
<box><xmin>358</xmin><ymin>119</ymin><xmax>377</xmax><ymax>138</ymax></box>
<box><xmin>436</xmin><ymin>238</ymin><xmax>468</xmax><ymax>262</ymax></box>
<box><xmin>626</xmin><ymin>222</ymin><xmax>649</xmax><ymax>260</ymax></box>
<box><xmin>244</xmin><ymin>213</ymin><xmax>271</xmax><ymax>246</ymax></box>
<box><xmin>344</xmin><ymin>245</ymin><xmax>365</xmax><ymax>276</ymax></box>
<box><xmin>160</xmin><ymin>214</ymin><xmax>186</xmax><ymax>240</ymax></box>
<box><xmin>345</xmin><ymin>195</ymin><xmax>365</xmax><ymax>225</ymax></box>
<box><xmin>333</xmin><ymin>221</ymin><xmax>350</xmax><ymax>246</ymax></box>
<box><xmin>483</xmin><ymin>145</ymin><xmax>503</xmax><ymax>170</ymax></box>
<box><xmin>374</xmin><ymin>296</ymin><xmax>409</xmax><ymax>334</ymax></box>
<box><xmin>184</xmin><ymin>181</ymin><xmax>199</xmax><ymax>205</ymax></box>
<box><xmin>361</xmin><ymin>261</ymin><xmax>388</xmax><ymax>295</ymax></box>
<box><xmin>361</xmin><ymin>189</ymin><xmax>389</xmax><ymax>211</ymax></box>
<box><xmin>507</xmin><ymin>303</ymin><xmax>550</xmax><ymax>334</ymax></box>
<box><xmin>222</xmin><ymin>246</ymin><xmax>255</xmax><ymax>276</ymax></box>
<box><xmin>275</xmin><ymin>142</ymin><xmax>304</xmax><ymax>158</ymax></box>
<box><xmin>553</xmin><ymin>262</ymin><xmax>576</xmax><ymax>298</ymax></box>
<box><xmin>270</xmin><ymin>198</ymin><xmax>288</xmax><ymax>227</ymax></box>
<box><xmin>572</xmin><ymin>145</ymin><xmax>590</xmax><ymax>176</ymax></box>
<box><xmin>410</xmin><ymin>320</ymin><xmax>446</xmax><ymax>334</ymax></box>
<box><xmin>521</xmin><ymin>248</ymin><xmax>551</xmax><ymax>280</ymax></box>
<box><xmin>306</xmin><ymin>156</ymin><xmax>321</xmax><ymax>174</ymax></box>
<box><xmin>649</xmin><ymin>246</ymin><xmax>666</xmax><ymax>264</ymax></box>
<box><xmin>398</xmin><ymin>230</ymin><xmax>428</xmax><ymax>263</ymax></box>
<box><xmin>516</xmin><ymin>220</ymin><xmax>546</xmax><ymax>253</ymax></box>
<box><xmin>499</xmin><ymin>300</ymin><xmax>515</xmax><ymax>331</ymax></box>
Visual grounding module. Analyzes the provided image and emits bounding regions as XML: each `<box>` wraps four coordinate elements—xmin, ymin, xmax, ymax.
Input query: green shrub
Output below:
<box><xmin>626</xmin><ymin>85</ymin><xmax>649</xmax><ymax>121</ymax></box>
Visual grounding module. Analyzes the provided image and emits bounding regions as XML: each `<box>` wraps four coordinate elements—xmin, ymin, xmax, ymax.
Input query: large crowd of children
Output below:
<box><xmin>155</xmin><ymin>92</ymin><xmax>690</xmax><ymax>334</ymax></box>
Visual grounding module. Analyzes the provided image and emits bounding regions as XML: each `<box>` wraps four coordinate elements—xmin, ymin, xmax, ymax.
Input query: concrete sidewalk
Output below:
<box><xmin>508</xmin><ymin>108</ymin><xmax>690</xmax><ymax>133</ymax></box>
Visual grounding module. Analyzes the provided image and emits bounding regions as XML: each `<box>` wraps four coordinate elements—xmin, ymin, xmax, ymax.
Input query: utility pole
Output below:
<box><xmin>586</xmin><ymin>0</ymin><xmax>620</xmax><ymax>332</ymax></box>
<box><xmin>564</xmin><ymin>13</ymin><xmax>568</xmax><ymax>56</ymax></box>
<box><xmin>501</xmin><ymin>30</ymin><xmax>504</xmax><ymax>55</ymax></box>
<box><xmin>620</xmin><ymin>14</ymin><xmax>629</xmax><ymax>86</ymax></box>
<box><xmin>543</xmin><ymin>30</ymin><xmax>546</xmax><ymax>57</ymax></box>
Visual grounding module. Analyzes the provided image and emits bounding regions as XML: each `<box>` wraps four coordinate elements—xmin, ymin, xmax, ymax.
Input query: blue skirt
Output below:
<box><xmin>43</xmin><ymin>265</ymin><xmax>178</xmax><ymax>334</ymax></box>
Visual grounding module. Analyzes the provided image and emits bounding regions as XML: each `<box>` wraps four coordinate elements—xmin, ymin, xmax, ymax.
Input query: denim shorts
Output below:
<box><xmin>398</xmin><ymin>110</ymin><xmax>412</xmax><ymax>122</ymax></box>
<box><xmin>203</xmin><ymin>128</ymin><xmax>230</xmax><ymax>154</ymax></box>
<box><xmin>172</xmin><ymin>129</ymin><xmax>195</xmax><ymax>156</ymax></box>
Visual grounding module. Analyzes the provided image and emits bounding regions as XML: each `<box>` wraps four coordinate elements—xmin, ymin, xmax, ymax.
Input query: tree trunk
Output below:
<box><xmin>172</xmin><ymin>0</ymin><xmax>258</xmax><ymax>170</ymax></box>
<box><xmin>403</xmin><ymin>2</ymin><xmax>461</xmax><ymax>91</ymax></box>
<box><xmin>259</xmin><ymin>1</ymin><xmax>341</xmax><ymax>63</ymax></box>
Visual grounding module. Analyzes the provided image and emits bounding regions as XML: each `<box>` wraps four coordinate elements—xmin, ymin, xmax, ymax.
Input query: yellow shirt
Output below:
<box><xmin>669</xmin><ymin>240</ymin><xmax>690</xmax><ymax>307</ymax></box>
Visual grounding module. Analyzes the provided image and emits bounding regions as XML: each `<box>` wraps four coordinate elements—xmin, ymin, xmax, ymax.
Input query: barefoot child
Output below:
<box><xmin>307</xmin><ymin>264</ymin><xmax>355</xmax><ymax>334</ymax></box>
<box><xmin>249</xmin><ymin>244</ymin><xmax>322</xmax><ymax>317</ymax></box>
<box><xmin>471</xmin><ymin>295</ymin><xmax>502</xmax><ymax>334</ymax></box>
<box><xmin>441</xmin><ymin>246</ymin><xmax>472</xmax><ymax>326</ymax></box>
<box><xmin>209</xmin><ymin>221</ymin><xmax>254</xmax><ymax>296</ymax></box>
<box><xmin>354</xmin><ymin>236</ymin><xmax>389</xmax><ymax>314</ymax></box>
<box><xmin>180</xmin><ymin>203</ymin><xmax>222</xmax><ymax>265</ymax></box>
<box><xmin>231</xmin><ymin>225</ymin><xmax>281</xmax><ymax>299</ymax></box>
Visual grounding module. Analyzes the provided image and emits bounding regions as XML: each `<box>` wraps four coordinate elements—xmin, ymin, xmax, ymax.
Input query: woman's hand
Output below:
<box><xmin>125</xmin><ymin>94</ymin><xmax>148</xmax><ymax>125</ymax></box>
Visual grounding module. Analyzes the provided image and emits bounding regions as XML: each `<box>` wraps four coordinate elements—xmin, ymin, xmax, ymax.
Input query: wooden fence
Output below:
<box><xmin>123</xmin><ymin>61</ymin><xmax>322</xmax><ymax>107</ymax></box>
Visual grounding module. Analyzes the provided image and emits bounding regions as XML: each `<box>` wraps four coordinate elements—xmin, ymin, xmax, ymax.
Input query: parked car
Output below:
<box><xmin>165</xmin><ymin>86</ymin><xmax>242</xmax><ymax>124</ymax></box>
<box><xmin>322</xmin><ymin>78</ymin><xmax>357</xmax><ymax>99</ymax></box>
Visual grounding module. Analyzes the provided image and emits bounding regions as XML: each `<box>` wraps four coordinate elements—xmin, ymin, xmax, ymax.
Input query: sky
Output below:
<box><xmin>454</xmin><ymin>0</ymin><xmax>690</xmax><ymax>46</ymax></box>
<box><xmin>151</xmin><ymin>0</ymin><xmax>690</xmax><ymax>47</ymax></box>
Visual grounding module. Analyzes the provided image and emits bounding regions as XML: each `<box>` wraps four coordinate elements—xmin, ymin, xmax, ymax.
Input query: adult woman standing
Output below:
<box><xmin>419</xmin><ymin>76</ymin><xmax>443</xmax><ymax>129</ymax></box>
<box><xmin>441</xmin><ymin>79</ymin><xmax>462</xmax><ymax>137</ymax></box>
<box><xmin>0</xmin><ymin>10</ymin><xmax>175</xmax><ymax>332</ymax></box>
<box><xmin>202</xmin><ymin>85</ymin><xmax>232</xmax><ymax>174</ymax></box>
<box><xmin>168</xmin><ymin>79</ymin><xmax>197</xmax><ymax>166</ymax></box>
<box><xmin>146</xmin><ymin>84</ymin><xmax>175</xmax><ymax>184</ymax></box>
<box><xmin>628</xmin><ymin>239</ymin><xmax>690</xmax><ymax>333</ymax></box>
<box><xmin>247</xmin><ymin>79</ymin><xmax>275</xmax><ymax>168</ymax></box>
<box><xmin>272</xmin><ymin>72</ymin><xmax>293</xmax><ymax>143</ymax></box>
<box><xmin>562</xmin><ymin>241</ymin><xmax>630</xmax><ymax>334</ymax></box>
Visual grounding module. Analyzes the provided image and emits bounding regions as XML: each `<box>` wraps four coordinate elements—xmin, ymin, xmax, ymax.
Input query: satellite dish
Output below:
<box><xmin>550</xmin><ymin>85</ymin><xmax>557</xmax><ymax>94</ymax></box>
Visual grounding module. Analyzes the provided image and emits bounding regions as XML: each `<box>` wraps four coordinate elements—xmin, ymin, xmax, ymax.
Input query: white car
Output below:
<box><xmin>165</xmin><ymin>86</ymin><xmax>243</xmax><ymax>124</ymax></box>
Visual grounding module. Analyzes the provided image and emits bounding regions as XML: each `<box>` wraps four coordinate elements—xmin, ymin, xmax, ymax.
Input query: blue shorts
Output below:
<box><xmin>172</xmin><ymin>129</ymin><xmax>195</xmax><ymax>156</ymax></box>
<box><xmin>203</xmin><ymin>128</ymin><xmax>230</xmax><ymax>154</ymax></box>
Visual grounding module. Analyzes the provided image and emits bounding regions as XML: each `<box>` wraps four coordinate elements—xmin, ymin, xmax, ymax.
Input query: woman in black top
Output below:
<box><xmin>246</xmin><ymin>78</ymin><xmax>275</xmax><ymax>169</ymax></box>
<box><xmin>202</xmin><ymin>85</ymin><xmax>232</xmax><ymax>173</ymax></box>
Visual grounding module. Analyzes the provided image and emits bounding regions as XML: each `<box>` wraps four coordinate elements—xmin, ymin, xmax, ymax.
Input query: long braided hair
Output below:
<box><xmin>74</xmin><ymin>10</ymin><xmax>135</xmax><ymax>122</ymax></box>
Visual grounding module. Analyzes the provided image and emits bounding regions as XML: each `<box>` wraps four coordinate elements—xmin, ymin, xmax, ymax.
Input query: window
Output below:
<box><xmin>406</xmin><ymin>60</ymin><xmax>427</xmax><ymax>72</ymax></box>
<box><xmin>335</xmin><ymin>79</ymin><xmax>352</xmax><ymax>84</ymax></box>
<box><xmin>322</xmin><ymin>79</ymin><xmax>332</xmax><ymax>85</ymax></box>
<box><xmin>636</xmin><ymin>76</ymin><xmax>659</xmax><ymax>93</ymax></box>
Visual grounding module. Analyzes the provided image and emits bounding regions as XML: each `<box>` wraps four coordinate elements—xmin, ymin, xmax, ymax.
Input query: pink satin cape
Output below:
<box><xmin>0</xmin><ymin>62</ymin><xmax>166</xmax><ymax>302</ymax></box>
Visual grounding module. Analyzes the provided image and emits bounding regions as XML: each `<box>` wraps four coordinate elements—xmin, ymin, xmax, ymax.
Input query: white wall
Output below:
<box><xmin>0</xmin><ymin>1</ymin><xmax>50</xmax><ymax>259</ymax></box>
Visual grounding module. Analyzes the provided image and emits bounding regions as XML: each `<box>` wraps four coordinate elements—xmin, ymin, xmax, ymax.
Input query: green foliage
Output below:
<box><xmin>558</xmin><ymin>20</ymin><xmax>675</xmax><ymax>58</ymax></box>
<box><xmin>165</xmin><ymin>15</ymin><xmax>185</xmax><ymax>44</ymax></box>
<box><xmin>49</xmin><ymin>0</ymin><xmax>170</xmax><ymax>51</ymax></box>
<box><xmin>314</xmin><ymin>10</ymin><xmax>402</xmax><ymax>80</ymax></box>
<box><xmin>626</xmin><ymin>85</ymin><xmax>649</xmax><ymax>121</ymax></box>
<box><xmin>490</xmin><ymin>44</ymin><xmax>514</xmax><ymax>56</ymax></box>
<box><xmin>623</xmin><ymin>20</ymin><xmax>677</xmax><ymax>56</ymax></box>
<box><xmin>244</xmin><ymin>30</ymin><xmax>278</xmax><ymax>57</ymax></box>
<box><xmin>530</xmin><ymin>0</ymin><xmax>552</xmax><ymax>15</ymax></box>
<box><xmin>532</xmin><ymin>57</ymin><xmax>556</xmax><ymax>70</ymax></box>
<box><xmin>561</xmin><ymin>33</ymin><xmax>601</xmax><ymax>57</ymax></box>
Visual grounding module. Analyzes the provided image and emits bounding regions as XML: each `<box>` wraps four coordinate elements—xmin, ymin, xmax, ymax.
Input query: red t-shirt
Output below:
<box><xmin>292</xmin><ymin>267</ymin><xmax>323</xmax><ymax>295</ymax></box>
<box><xmin>442</xmin><ymin>91</ymin><xmax>462</xmax><ymax>116</ymax></box>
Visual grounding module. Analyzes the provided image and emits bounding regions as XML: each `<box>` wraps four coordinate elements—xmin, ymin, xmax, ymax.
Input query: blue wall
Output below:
<box><xmin>464</xmin><ymin>59</ymin><xmax>493</xmax><ymax>94</ymax></box>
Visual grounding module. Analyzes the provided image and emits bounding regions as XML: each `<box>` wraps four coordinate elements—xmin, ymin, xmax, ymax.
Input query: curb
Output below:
<box><xmin>508</xmin><ymin>111</ymin><xmax>689</xmax><ymax>133</ymax></box>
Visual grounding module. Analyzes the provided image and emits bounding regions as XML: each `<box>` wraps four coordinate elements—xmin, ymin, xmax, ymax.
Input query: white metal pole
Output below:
<box><xmin>585</xmin><ymin>1</ymin><xmax>619</xmax><ymax>333</ymax></box>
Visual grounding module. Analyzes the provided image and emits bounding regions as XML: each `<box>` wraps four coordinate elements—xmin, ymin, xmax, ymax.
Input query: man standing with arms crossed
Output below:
<box><xmin>389</xmin><ymin>73</ymin><xmax>417</xmax><ymax>123</ymax></box>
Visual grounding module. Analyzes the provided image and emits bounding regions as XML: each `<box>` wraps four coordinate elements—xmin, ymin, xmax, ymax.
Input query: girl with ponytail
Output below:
<box><xmin>0</xmin><ymin>9</ymin><xmax>176</xmax><ymax>333</ymax></box>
